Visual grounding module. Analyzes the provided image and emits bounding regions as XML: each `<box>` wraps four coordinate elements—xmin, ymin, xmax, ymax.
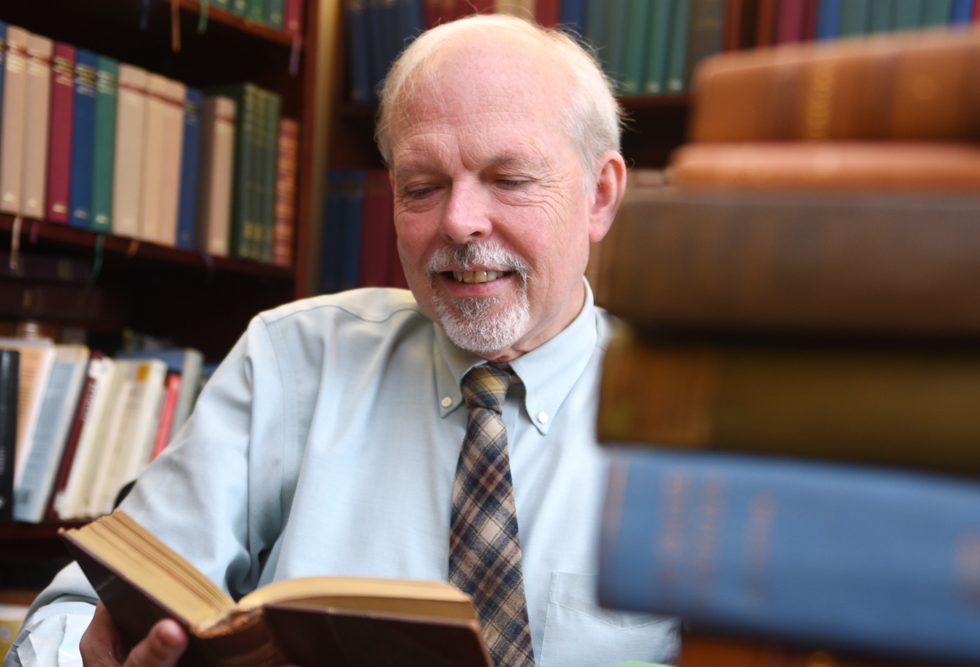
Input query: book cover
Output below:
<box><xmin>837</xmin><ymin>0</ymin><xmax>870</xmax><ymax>35</ymax></box>
<box><xmin>667</xmin><ymin>141</ymin><xmax>980</xmax><ymax>191</ymax></box>
<box><xmin>46</xmin><ymin>42</ymin><xmax>76</xmax><ymax>223</ymax></box>
<box><xmin>176</xmin><ymin>88</ymin><xmax>204</xmax><ymax>250</ymax></box>
<box><xmin>115</xmin><ymin>347</ymin><xmax>204</xmax><ymax>438</ymax></box>
<box><xmin>814</xmin><ymin>0</ymin><xmax>840</xmax><ymax>40</ymax></box>
<box><xmin>690</xmin><ymin>26</ymin><xmax>980</xmax><ymax>142</ymax></box>
<box><xmin>259</xmin><ymin>89</ymin><xmax>282</xmax><ymax>263</ymax></box>
<box><xmin>12</xmin><ymin>343</ymin><xmax>89</xmax><ymax>523</ymax></box>
<box><xmin>598</xmin><ymin>325</ymin><xmax>980</xmax><ymax>475</ymax></box>
<box><xmin>273</xmin><ymin>117</ymin><xmax>299</xmax><ymax>267</ymax></box>
<box><xmin>21</xmin><ymin>32</ymin><xmax>53</xmax><ymax>220</ymax></box>
<box><xmin>0</xmin><ymin>338</ymin><xmax>55</xmax><ymax>495</ymax></box>
<box><xmin>346</xmin><ymin>0</ymin><xmax>373</xmax><ymax>103</ymax></box>
<box><xmin>0</xmin><ymin>25</ymin><xmax>29</xmax><ymax>215</ymax></box>
<box><xmin>138</xmin><ymin>73</ymin><xmax>170</xmax><ymax>243</ymax></box>
<box><xmin>664</xmin><ymin>0</ymin><xmax>692</xmax><ymax>92</ymax></box>
<box><xmin>684</xmin><ymin>0</ymin><xmax>724</xmax><ymax>88</ymax></box>
<box><xmin>156</xmin><ymin>77</ymin><xmax>187</xmax><ymax>247</ymax></box>
<box><xmin>111</xmin><ymin>64</ymin><xmax>149</xmax><ymax>239</ymax></box>
<box><xmin>68</xmin><ymin>48</ymin><xmax>98</xmax><ymax>229</ymax></box>
<box><xmin>642</xmin><ymin>0</ymin><xmax>673</xmax><ymax>94</ymax></box>
<box><xmin>150</xmin><ymin>372</ymin><xmax>181</xmax><ymax>459</ymax></box>
<box><xmin>0</xmin><ymin>349</ymin><xmax>18</xmax><ymax>522</ymax></box>
<box><xmin>597</xmin><ymin>187</ymin><xmax>980</xmax><ymax>336</ymax></box>
<box><xmin>62</xmin><ymin>510</ymin><xmax>492</xmax><ymax>666</ymax></box>
<box><xmin>599</xmin><ymin>448</ymin><xmax>980</xmax><ymax>665</ymax></box>
<box><xmin>619</xmin><ymin>0</ymin><xmax>651</xmax><ymax>95</ymax></box>
<box><xmin>197</xmin><ymin>95</ymin><xmax>237</xmax><ymax>257</ymax></box>
<box><xmin>678</xmin><ymin>632</ymin><xmax>939</xmax><ymax>667</ymax></box>
<box><xmin>91</xmin><ymin>54</ymin><xmax>119</xmax><ymax>233</ymax></box>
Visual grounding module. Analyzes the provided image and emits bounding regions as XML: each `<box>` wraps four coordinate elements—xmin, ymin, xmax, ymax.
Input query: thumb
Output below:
<box><xmin>124</xmin><ymin>619</ymin><xmax>187</xmax><ymax>667</ymax></box>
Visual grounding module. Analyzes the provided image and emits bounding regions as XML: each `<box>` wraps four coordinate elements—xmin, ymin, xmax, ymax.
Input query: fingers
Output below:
<box><xmin>124</xmin><ymin>619</ymin><xmax>188</xmax><ymax>667</ymax></box>
<box><xmin>81</xmin><ymin>603</ymin><xmax>127</xmax><ymax>666</ymax></box>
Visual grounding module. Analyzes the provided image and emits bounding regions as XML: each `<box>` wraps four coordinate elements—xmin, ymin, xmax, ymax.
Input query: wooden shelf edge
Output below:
<box><xmin>0</xmin><ymin>216</ymin><xmax>294</xmax><ymax>281</ymax></box>
<box><xmin>176</xmin><ymin>0</ymin><xmax>297</xmax><ymax>47</ymax></box>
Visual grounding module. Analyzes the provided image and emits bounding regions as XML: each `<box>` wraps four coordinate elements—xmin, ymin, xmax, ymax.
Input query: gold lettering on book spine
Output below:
<box><xmin>803</xmin><ymin>61</ymin><xmax>835</xmax><ymax>140</ymax></box>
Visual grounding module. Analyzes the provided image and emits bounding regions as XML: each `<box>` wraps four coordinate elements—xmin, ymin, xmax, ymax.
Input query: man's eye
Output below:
<box><xmin>404</xmin><ymin>186</ymin><xmax>436</xmax><ymax>199</ymax></box>
<box><xmin>497</xmin><ymin>179</ymin><xmax>527</xmax><ymax>189</ymax></box>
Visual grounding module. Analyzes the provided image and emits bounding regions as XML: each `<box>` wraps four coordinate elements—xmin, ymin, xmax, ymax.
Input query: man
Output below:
<box><xmin>9</xmin><ymin>14</ymin><xmax>678</xmax><ymax>667</ymax></box>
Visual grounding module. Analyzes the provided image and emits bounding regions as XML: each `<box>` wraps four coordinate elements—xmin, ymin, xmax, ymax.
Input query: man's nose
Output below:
<box><xmin>439</xmin><ymin>180</ymin><xmax>493</xmax><ymax>245</ymax></box>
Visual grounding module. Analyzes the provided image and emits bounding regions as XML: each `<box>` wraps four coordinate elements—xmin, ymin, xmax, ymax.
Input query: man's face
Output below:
<box><xmin>389</xmin><ymin>38</ymin><xmax>599</xmax><ymax>361</ymax></box>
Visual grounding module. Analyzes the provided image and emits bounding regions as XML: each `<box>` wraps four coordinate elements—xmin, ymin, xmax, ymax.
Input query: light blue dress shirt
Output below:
<box><xmin>9</xmin><ymin>285</ymin><xmax>678</xmax><ymax>667</ymax></box>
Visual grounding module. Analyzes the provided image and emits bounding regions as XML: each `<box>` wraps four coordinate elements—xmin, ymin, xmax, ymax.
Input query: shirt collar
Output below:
<box><xmin>433</xmin><ymin>279</ymin><xmax>602</xmax><ymax>435</ymax></box>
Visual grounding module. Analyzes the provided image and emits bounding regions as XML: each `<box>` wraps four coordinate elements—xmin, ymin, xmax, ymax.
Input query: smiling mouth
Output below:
<box><xmin>448</xmin><ymin>270</ymin><xmax>512</xmax><ymax>284</ymax></box>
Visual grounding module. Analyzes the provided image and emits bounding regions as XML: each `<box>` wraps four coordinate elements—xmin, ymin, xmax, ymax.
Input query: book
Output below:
<box><xmin>596</xmin><ymin>187</ymin><xmax>980</xmax><ymax>336</ymax></box>
<box><xmin>86</xmin><ymin>359</ymin><xmax>167</xmax><ymax>517</ymax></box>
<box><xmin>684</xmin><ymin>0</ymin><xmax>724</xmax><ymax>88</ymax></box>
<box><xmin>598</xmin><ymin>325</ymin><xmax>980</xmax><ymax>475</ymax></box>
<box><xmin>598</xmin><ymin>447</ymin><xmax>980</xmax><ymax>666</ymax></box>
<box><xmin>68</xmin><ymin>48</ymin><xmax>98</xmax><ymax>229</ymax></box>
<box><xmin>358</xmin><ymin>169</ymin><xmax>395</xmax><ymax>287</ymax></box>
<box><xmin>12</xmin><ymin>343</ymin><xmax>89</xmax><ymax>523</ymax></box>
<box><xmin>0</xmin><ymin>338</ymin><xmax>55</xmax><ymax>494</ymax></box>
<box><xmin>111</xmin><ymin>64</ymin><xmax>149</xmax><ymax>239</ymax></box>
<box><xmin>678</xmin><ymin>632</ymin><xmax>938</xmax><ymax>667</ymax></box>
<box><xmin>115</xmin><ymin>347</ymin><xmax>204</xmax><ymax>438</ymax></box>
<box><xmin>139</xmin><ymin>73</ymin><xmax>172</xmax><ymax>243</ymax></box>
<box><xmin>91</xmin><ymin>54</ymin><xmax>118</xmax><ymax>233</ymax></box>
<box><xmin>197</xmin><ymin>95</ymin><xmax>237</xmax><ymax>257</ymax></box>
<box><xmin>0</xmin><ymin>25</ymin><xmax>28</xmax><ymax>215</ymax></box>
<box><xmin>689</xmin><ymin>26</ymin><xmax>980</xmax><ymax>142</ymax></box>
<box><xmin>21</xmin><ymin>32</ymin><xmax>53</xmax><ymax>220</ymax></box>
<box><xmin>176</xmin><ymin>88</ymin><xmax>204</xmax><ymax>250</ymax></box>
<box><xmin>0</xmin><ymin>349</ymin><xmax>18</xmax><ymax>522</ymax></box>
<box><xmin>619</xmin><ymin>0</ymin><xmax>651</xmax><ymax>95</ymax></box>
<box><xmin>156</xmin><ymin>77</ymin><xmax>187</xmax><ymax>247</ymax></box>
<box><xmin>46</xmin><ymin>42</ymin><xmax>76</xmax><ymax>223</ymax></box>
<box><xmin>666</xmin><ymin>141</ymin><xmax>980</xmax><ymax>191</ymax></box>
<box><xmin>664</xmin><ymin>0</ymin><xmax>692</xmax><ymax>92</ymax></box>
<box><xmin>273</xmin><ymin>117</ymin><xmax>298</xmax><ymax>267</ymax></box>
<box><xmin>642</xmin><ymin>0</ymin><xmax>673</xmax><ymax>94</ymax></box>
<box><xmin>62</xmin><ymin>510</ymin><xmax>492</xmax><ymax>666</ymax></box>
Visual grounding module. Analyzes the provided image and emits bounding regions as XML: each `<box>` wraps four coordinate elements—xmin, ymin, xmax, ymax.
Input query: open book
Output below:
<box><xmin>61</xmin><ymin>511</ymin><xmax>492</xmax><ymax>667</ymax></box>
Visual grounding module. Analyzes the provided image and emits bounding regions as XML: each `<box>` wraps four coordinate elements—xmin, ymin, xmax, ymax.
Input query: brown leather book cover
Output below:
<box><xmin>597</xmin><ymin>187</ymin><xmax>980</xmax><ymax>336</ymax></box>
<box><xmin>61</xmin><ymin>511</ymin><xmax>491</xmax><ymax>667</ymax></box>
<box><xmin>689</xmin><ymin>26</ymin><xmax>980</xmax><ymax>142</ymax></box>
<box><xmin>667</xmin><ymin>142</ymin><xmax>980</xmax><ymax>191</ymax></box>
<box><xmin>680</xmin><ymin>632</ymin><xmax>946</xmax><ymax>667</ymax></box>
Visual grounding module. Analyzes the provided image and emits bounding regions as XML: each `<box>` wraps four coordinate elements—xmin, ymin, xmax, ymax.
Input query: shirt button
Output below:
<box><xmin>537</xmin><ymin>411</ymin><xmax>549</xmax><ymax>424</ymax></box>
<box><xmin>441</xmin><ymin>396</ymin><xmax>453</xmax><ymax>408</ymax></box>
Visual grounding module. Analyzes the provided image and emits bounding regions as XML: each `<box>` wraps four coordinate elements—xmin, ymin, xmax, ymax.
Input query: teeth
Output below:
<box><xmin>452</xmin><ymin>270</ymin><xmax>502</xmax><ymax>284</ymax></box>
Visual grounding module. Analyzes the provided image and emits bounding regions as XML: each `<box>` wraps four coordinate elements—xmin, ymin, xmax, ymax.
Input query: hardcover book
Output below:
<box><xmin>91</xmin><ymin>55</ymin><xmax>119</xmax><ymax>233</ymax></box>
<box><xmin>21</xmin><ymin>32</ymin><xmax>53</xmax><ymax>220</ymax></box>
<box><xmin>68</xmin><ymin>48</ymin><xmax>98</xmax><ymax>229</ymax></box>
<box><xmin>46</xmin><ymin>42</ymin><xmax>76</xmax><ymax>223</ymax></box>
<box><xmin>597</xmin><ymin>187</ymin><xmax>980</xmax><ymax>336</ymax></box>
<box><xmin>0</xmin><ymin>349</ymin><xmax>18</xmax><ymax>522</ymax></box>
<box><xmin>63</xmin><ymin>511</ymin><xmax>492</xmax><ymax>667</ymax></box>
<box><xmin>0</xmin><ymin>25</ymin><xmax>29</xmax><ymax>215</ymax></box>
<box><xmin>599</xmin><ymin>448</ymin><xmax>980</xmax><ymax>666</ymax></box>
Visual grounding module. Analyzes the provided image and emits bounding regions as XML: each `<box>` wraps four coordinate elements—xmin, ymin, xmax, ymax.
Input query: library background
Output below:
<box><xmin>2</xmin><ymin>0</ymin><xmax>979</xmax><ymax>664</ymax></box>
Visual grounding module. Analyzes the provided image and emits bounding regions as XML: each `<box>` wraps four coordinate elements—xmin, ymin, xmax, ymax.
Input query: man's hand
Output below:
<box><xmin>80</xmin><ymin>602</ymin><xmax>187</xmax><ymax>666</ymax></box>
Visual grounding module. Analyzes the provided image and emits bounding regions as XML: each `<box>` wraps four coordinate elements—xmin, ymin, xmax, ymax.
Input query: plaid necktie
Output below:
<box><xmin>450</xmin><ymin>363</ymin><xmax>536</xmax><ymax>667</ymax></box>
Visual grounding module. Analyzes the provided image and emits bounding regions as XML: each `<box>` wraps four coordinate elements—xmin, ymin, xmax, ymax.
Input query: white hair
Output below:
<box><xmin>375</xmin><ymin>14</ymin><xmax>623</xmax><ymax>184</ymax></box>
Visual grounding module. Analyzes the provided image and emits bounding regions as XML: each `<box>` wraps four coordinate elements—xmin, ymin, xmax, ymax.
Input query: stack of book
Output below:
<box><xmin>594</xmin><ymin>26</ymin><xmax>980</xmax><ymax>667</ymax></box>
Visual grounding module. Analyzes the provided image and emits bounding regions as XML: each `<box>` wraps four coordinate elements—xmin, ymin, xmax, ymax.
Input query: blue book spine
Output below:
<box><xmin>176</xmin><ymin>89</ymin><xmax>204</xmax><ymax>250</ymax></box>
<box><xmin>949</xmin><ymin>0</ymin><xmax>973</xmax><ymax>23</ymax></box>
<box><xmin>69</xmin><ymin>49</ymin><xmax>99</xmax><ymax>229</ymax></box>
<box><xmin>559</xmin><ymin>0</ymin><xmax>587</xmax><ymax>39</ymax></box>
<box><xmin>815</xmin><ymin>0</ymin><xmax>841</xmax><ymax>39</ymax></box>
<box><xmin>346</xmin><ymin>0</ymin><xmax>373</xmax><ymax>103</ymax></box>
<box><xmin>599</xmin><ymin>448</ymin><xmax>980</xmax><ymax>665</ymax></box>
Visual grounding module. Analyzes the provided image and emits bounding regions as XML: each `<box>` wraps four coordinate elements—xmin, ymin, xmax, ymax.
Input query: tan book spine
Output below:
<box><xmin>156</xmin><ymin>78</ymin><xmax>186</xmax><ymax>247</ymax></box>
<box><xmin>138</xmin><ymin>73</ymin><xmax>169</xmax><ymax>243</ymax></box>
<box><xmin>197</xmin><ymin>96</ymin><xmax>237</xmax><ymax>257</ymax></box>
<box><xmin>21</xmin><ymin>33</ymin><xmax>53</xmax><ymax>219</ymax></box>
<box><xmin>113</xmin><ymin>65</ymin><xmax>149</xmax><ymax>239</ymax></box>
<box><xmin>0</xmin><ymin>26</ymin><xmax>30</xmax><ymax>214</ymax></box>
<box><xmin>690</xmin><ymin>27</ymin><xmax>980</xmax><ymax>142</ymax></box>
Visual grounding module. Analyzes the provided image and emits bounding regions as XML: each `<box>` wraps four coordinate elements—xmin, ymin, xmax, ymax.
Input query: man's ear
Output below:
<box><xmin>588</xmin><ymin>150</ymin><xmax>628</xmax><ymax>243</ymax></box>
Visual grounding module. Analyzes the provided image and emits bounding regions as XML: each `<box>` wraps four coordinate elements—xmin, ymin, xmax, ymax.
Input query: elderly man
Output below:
<box><xmin>9</xmin><ymin>14</ymin><xmax>678</xmax><ymax>667</ymax></box>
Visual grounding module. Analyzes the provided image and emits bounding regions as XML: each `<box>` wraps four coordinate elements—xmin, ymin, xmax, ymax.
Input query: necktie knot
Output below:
<box><xmin>462</xmin><ymin>363</ymin><xmax>513</xmax><ymax>414</ymax></box>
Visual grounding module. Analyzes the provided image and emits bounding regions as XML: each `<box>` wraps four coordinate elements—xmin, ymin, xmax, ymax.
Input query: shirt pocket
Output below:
<box><xmin>539</xmin><ymin>571</ymin><xmax>679</xmax><ymax>667</ymax></box>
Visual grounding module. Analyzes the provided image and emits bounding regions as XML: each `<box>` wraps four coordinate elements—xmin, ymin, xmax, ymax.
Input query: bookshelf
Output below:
<box><xmin>0</xmin><ymin>0</ymin><xmax>332</xmax><ymax>600</ymax></box>
<box><xmin>0</xmin><ymin>0</ymin><xmax>330</xmax><ymax>360</ymax></box>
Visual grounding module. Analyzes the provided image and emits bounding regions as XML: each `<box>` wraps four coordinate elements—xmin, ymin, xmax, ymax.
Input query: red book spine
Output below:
<box><xmin>46</xmin><ymin>42</ymin><xmax>76</xmax><ymax>223</ymax></box>
<box><xmin>359</xmin><ymin>170</ymin><xmax>393</xmax><ymax>287</ymax></box>
<box><xmin>273</xmin><ymin>118</ymin><xmax>299</xmax><ymax>268</ymax></box>
<box><xmin>535</xmin><ymin>0</ymin><xmax>560</xmax><ymax>26</ymax></box>
<box><xmin>150</xmin><ymin>373</ymin><xmax>181</xmax><ymax>460</ymax></box>
<box><xmin>285</xmin><ymin>0</ymin><xmax>304</xmax><ymax>36</ymax></box>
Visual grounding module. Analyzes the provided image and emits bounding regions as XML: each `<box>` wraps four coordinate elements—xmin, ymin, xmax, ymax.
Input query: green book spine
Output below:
<box><xmin>262</xmin><ymin>91</ymin><xmax>281</xmax><ymax>263</ymax></box>
<box><xmin>232</xmin><ymin>0</ymin><xmax>248</xmax><ymax>16</ymax></box>
<box><xmin>248</xmin><ymin>0</ymin><xmax>268</xmax><ymax>23</ymax></box>
<box><xmin>643</xmin><ymin>0</ymin><xmax>674</xmax><ymax>94</ymax></box>
<box><xmin>867</xmin><ymin>0</ymin><xmax>894</xmax><ymax>34</ymax></box>
<box><xmin>210</xmin><ymin>83</ymin><xmax>257</xmax><ymax>259</ymax></box>
<box><xmin>838</xmin><ymin>0</ymin><xmax>870</xmax><ymax>35</ymax></box>
<box><xmin>920</xmin><ymin>0</ymin><xmax>951</xmax><ymax>26</ymax></box>
<box><xmin>603</xmin><ymin>1</ymin><xmax>628</xmax><ymax>92</ymax></box>
<box><xmin>267</xmin><ymin>0</ymin><xmax>285</xmax><ymax>28</ymax></box>
<box><xmin>91</xmin><ymin>55</ymin><xmax>118</xmax><ymax>233</ymax></box>
<box><xmin>684</xmin><ymin>0</ymin><xmax>725</xmax><ymax>90</ymax></box>
<box><xmin>584</xmin><ymin>0</ymin><xmax>607</xmax><ymax>68</ymax></box>
<box><xmin>620</xmin><ymin>0</ymin><xmax>651</xmax><ymax>95</ymax></box>
<box><xmin>892</xmin><ymin>0</ymin><xmax>923</xmax><ymax>29</ymax></box>
<box><xmin>665</xmin><ymin>0</ymin><xmax>691</xmax><ymax>93</ymax></box>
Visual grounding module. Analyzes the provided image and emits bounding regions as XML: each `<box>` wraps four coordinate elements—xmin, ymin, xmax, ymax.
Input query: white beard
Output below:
<box><xmin>427</xmin><ymin>242</ymin><xmax>531</xmax><ymax>356</ymax></box>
